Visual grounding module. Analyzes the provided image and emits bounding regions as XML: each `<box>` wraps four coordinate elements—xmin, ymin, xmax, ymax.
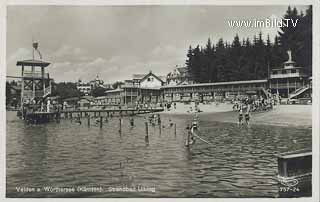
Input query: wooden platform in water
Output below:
<box><xmin>24</xmin><ymin>111</ymin><xmax>60</xmax><ymax>124</ymax></box>
<box><xmin>61</xmin><ymin>108</ymin><xmax>164</xmax><ymax>114</ymax></box>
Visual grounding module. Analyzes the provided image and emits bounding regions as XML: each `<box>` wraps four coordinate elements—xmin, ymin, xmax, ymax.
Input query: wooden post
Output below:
<box><xmin>174</xmin><ymin>123</ymin><xmax>177</xmax><ymax>136</ymax></box>
<box><xmin>100</xmin><ymin>116</ymin><xmax>103</xmax><ymax>128</ymax></box>
<box><xmin>119</xmin><ymin>118</ymin><xmax>122</xmax><ymax>134</ymax></box>
<box><xmin>145</xmin><ymin>122</ymin><xmax>149</xmax><ymax>144</ymax></box>
<box><xmin>145</xmin><ymin>122</ymin><xmax>149</xmax><ymax>137</ymax></box>
<box><xmin>21</xmin><ymin>65</ymin><xmax>24</xmax><ymax>110</ymax></box>
<box><xmin>56</xmin><ymin>112</ymin><xmax>61</xmax><ymax>123</ymax></box>
<box><xmin>87</xmin><ymin>115</ymin><xmax>90</xmax><ymax>127</ymax></box>
<box><xmin>32</xmin><ymin>65</ymin><xmax>35</xmax><ymax>98</ymax></box>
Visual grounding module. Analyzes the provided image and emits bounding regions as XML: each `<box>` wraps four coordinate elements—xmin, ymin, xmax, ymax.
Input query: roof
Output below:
<box><xmin>272</xmin><ymin>66</ymin><xmax>303</xmax><ymax>71</ymax></box>
<box><xmin>140</xmin><ymin>71</ymin><xmax>164</xmax><ymax>83</ymax></box>
<box><xmin>81</xmin><ymin>95</ymin><xmax>93</xmax><ymax>100</ymax></box>
<box><xmin>275</xmin><ymin>149</ymin><xmax>312</xmax><ymax>159</ymax></box>
<box><xmin>177</xmin><ymin>67</ymin><xmax>188</xmax><ymax>73</ymax></box>
<box><xmin>140</xmin><ymin>87</ymin><xmax>162</xmax><ymax>90</ymax></box>
<box><xmin>63</xmin><ymin>97</ymin><xmax>80</xmax><ymax>101</ymax></box>
<box><xmin>158</xmin><ymin>76</ymin><xmax>166</xmax><ymax>82</ymax></box>
<box><xmin>16</xmin><ymin>59</ymin><xmax>50</xmax><ymax>67</ymax></box>
<box><xmin>132</xmin><ymin>74</ymin><xmax>146</xmax><ymax>80</ymax></box>
<box><xmin>105</xmin><ymin>88</ymin><xmax>124</xmax><ymax>93</ymax></box>
<box><xmin>162</xmin><ymin>79</ymin><xmax>268</xmax><ymax>89</ymax></box>
<box><xmin>47</xmin><ymin>96</ymin><xmax>60</xmax><ymax>100</ymax></box>
<box><xmin>177</xmin><ymin>78</ymin><xmax>189</xmax><ymax>85</ymax></box>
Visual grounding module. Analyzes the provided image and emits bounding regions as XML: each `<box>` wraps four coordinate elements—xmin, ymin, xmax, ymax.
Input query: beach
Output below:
<box><xmin>161</xmin><ymin>102</ymin><xmax>312</xmax><ymax>127</ymax></box>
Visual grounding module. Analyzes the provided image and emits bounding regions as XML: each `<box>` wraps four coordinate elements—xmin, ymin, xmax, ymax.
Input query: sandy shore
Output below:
<box><xmin>161</xmin><ymin>102</ymin><xmax>312</xmax><ymax>127</ymax></box>
<box><xmin>160</xmin><ymin>102</ymin><xmax>233</xmax><ymax>114</ymax></box>
<box><xmin>200</xmin><ymin>105</ymin><xmax>311</xmax><ymax>127</ymax></box>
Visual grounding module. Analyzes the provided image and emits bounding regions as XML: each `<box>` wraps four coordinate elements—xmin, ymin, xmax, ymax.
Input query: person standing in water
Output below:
<box><xmin>129</xmin><ymin>116</ymin><xmax>134</xmax><ymax>127</ymax></box>
<box><xmin>245</xmin><ymin>107</ymin><xmax>250</xmax><ymax>126</ymax></box>
<box><xmin>238</xmin><ymin>106</ymin><xmax>244</xmax><ymax>126</ymax></box>
<box><xmin>185</xmin><ymin>124</ymin><xmax>195</xmax><ymax>147</ymax></box>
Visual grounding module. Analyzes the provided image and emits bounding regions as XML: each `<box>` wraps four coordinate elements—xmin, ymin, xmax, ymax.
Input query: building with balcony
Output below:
<box><xmin>166</xmin><ymin>66</ymin><xmax>192</xmax><ymax>86</ymax></box>
<box><xmin>97</xmin><ymin>71</ymin><xmax>165</xmax><ymax>106</ymax></box>
<box><xmin>76</xmin><ymin>79</ymin><xmax>92</xmax><ymax>95</ymax></box>
<box><xmin>269</xmin><ymin>50</ymin><xmax>311</xmax><ymax>98</ymax></box>
<box><xmin>90</xmin><ymin>74</ymin><xmax>104</xmax><ymax>89</ymax></box>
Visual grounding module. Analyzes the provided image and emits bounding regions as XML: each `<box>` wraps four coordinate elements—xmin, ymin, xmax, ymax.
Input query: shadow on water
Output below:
<box><xmin>6</xmin><ymin>111</ymin><xmax>311</xmax><ymax>198</ymax></box>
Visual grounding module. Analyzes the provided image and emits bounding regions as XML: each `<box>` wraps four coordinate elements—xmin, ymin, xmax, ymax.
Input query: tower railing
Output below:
<box><xmin>23</xmin><ymin>71</ymin><xmax>49</xmax><ymax>79</ymax></box>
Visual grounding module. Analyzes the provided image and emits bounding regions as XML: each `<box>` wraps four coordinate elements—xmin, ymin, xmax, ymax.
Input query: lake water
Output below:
<box><xmin>6</xmin><ymin>111</ymin><xmax>312</xmax><ymax>198</ymax></box>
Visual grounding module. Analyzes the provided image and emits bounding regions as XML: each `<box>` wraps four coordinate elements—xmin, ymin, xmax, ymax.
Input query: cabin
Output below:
<box><xmin>276</xmin><ymin>149</ymin><xmax>312</xmax><ymax>197</ymax></box>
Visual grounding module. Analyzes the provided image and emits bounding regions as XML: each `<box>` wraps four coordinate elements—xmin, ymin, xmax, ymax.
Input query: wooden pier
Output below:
<box><xmin>21</xmin><ymin>107</ymin><xmax>164</xmax><ymax>124</ymax></box>
<box><xmin>60</xmin><ymin>107</ymin><xmax>164</xmax><ymax>118</ymax></box>
<box><xmin>24</xmin><ymin>111</ymin><xmax>61</xmax><ymax>124</ymax></box>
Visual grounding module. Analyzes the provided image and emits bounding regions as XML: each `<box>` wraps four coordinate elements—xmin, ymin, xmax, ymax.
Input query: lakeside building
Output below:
<box><xmin>269</xmin><ymin>50</ymin><xmax>311</xmax><ymax>100</ymax></box>
<box><xmin>163</xmin><ymin>50</ymin><xmax>311</xmax><ymax>103</ymax></box>
<box><xmin>95</xmin><ymin>71</ymin><xmax>165</xmax><ymax>105</ymax></box>
<box><xmin>166</xmin><ymin>66</ymin><xmax>193</xmax><ymax>86</ymax></box>
<box><xmin>92</xmin><ymin>50</ymin><xmax>311</xmax><ymax>105</ymax></box>
<box><xmin>76</xmin><ymin>79</ymin><xmax>92</xmax><ymax>95</ymax></box>
<box><xmin>90</xmin><ymin>74</ymin><xmax>105</xmax><ymax>89</ymax></box>
<box><xmin>162</xmin><ymin>79</ymin><xmax>269</xmax><ymax>102</ymax></box>
<box><xmin>77</xmin><ymin>74</ymin><xmax>112</xmax><ymax>96</ymax></box>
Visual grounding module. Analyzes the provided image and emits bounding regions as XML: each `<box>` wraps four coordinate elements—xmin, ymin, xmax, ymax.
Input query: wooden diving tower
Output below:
<box><xmin>16</xmin><ymin>42</ymin><xmax>57</xmax><ymax>123</ymax></box>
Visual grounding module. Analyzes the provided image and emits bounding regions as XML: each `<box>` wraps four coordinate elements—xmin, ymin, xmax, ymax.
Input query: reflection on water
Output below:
<box><xmin>6</xmin><ymin>111</ymin><xmax>311</xmax><ymax>197</ymax></box>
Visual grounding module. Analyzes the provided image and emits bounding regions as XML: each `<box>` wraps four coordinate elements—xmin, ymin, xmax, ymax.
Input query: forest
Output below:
<box><xmin>186</xmin><ymin>6</ymin><xmax>312</xmax><ymax>83</ymax></box>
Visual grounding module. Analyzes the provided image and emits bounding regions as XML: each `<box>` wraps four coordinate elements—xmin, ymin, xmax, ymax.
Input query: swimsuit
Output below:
<box><xmin>239</xmin><ymin>114</ymin><xmax>243</xmax><ymax>122</ymax></box>
<box><xmin>245</xmin><ymin>114</ymin><xmax>250</xmax><ymax>121</ymax></box>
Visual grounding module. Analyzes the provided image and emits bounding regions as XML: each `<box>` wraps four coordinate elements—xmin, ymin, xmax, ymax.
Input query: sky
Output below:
<box><xmin>6</xmin><ymin>5</ymin><xmax>308</xmax><ymax>83</ymax></box>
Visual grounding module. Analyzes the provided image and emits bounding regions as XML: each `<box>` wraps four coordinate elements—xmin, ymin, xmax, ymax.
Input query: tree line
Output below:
<box><xmin>186</xmin><ymin>6</ymin><xmax>312</xmax><ymax>83</ymax></box>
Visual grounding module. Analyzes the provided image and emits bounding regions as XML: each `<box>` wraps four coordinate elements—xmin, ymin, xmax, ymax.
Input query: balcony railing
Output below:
<box><xmin>22</xmin><ymin>86</ymin><xmax>51</xmax><ymax>99</ymax></box>
<box><xmin>270</xmin><ymin>72</ymin><xmax>307</xmax><ymax>79</ymax></box>
<box><xmin>270</xmin><ymin>83</ymin><xmax>303</xmax><ymax>89</ymax></box>
<box><xmin>23</xmin><ymin>71</ymin><xmax>49</xmax><ymax>79</ymax></box>
<box><xmin>23</xmin><ymin>90</ymin><xmax>44</xmax><ymax>98</ymax></box>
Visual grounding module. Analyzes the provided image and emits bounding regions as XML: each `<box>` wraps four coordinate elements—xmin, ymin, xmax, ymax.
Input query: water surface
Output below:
<box><xmin>6</xmin><ymin>111</ymin><xmax>312</xmax><ymax>197</ymax></box>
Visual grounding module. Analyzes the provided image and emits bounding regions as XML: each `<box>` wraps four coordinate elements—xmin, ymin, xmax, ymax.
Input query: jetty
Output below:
<box><xmin>60</xmin><ymin>107</ymin><xmax>164</xmax><ymax>118</ymax></box>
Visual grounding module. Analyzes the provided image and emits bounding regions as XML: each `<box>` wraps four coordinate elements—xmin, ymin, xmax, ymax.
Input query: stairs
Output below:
<box><xmin>261</xmin><ymin>87</ymin><xmax>269</xmax><ymax>98</ymax></box>
<box><xmin>43</xmin><ymin>86</ymin><xmax>51</xmax><ymax>98</ymax></box>
<box><xmin>289</xmin><ymin>86</ymin><xmax>310</xmax><ymax>99</ymax></box>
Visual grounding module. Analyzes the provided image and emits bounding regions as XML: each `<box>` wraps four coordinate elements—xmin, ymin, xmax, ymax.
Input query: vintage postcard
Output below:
<box><xmin>1</xmin><ymin>0</ymin><xmax>319</xmax><ymax>201</ymax></box>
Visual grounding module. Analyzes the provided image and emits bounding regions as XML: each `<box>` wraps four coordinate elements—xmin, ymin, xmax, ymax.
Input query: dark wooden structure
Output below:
<box><xmin>276</xmin><ymin>149</ymin><xmax>312</xmax><ymax>197</ymax></box>
<box><xmin>60</xmin><ymin>107</ymin><xmax>164</xmax><ymax>118</ymax></box>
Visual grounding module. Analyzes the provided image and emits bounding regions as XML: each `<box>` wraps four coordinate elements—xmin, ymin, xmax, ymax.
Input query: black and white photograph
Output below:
<box><xmin>2</xmin><ymin>1</ymin><xmax>319</xmax><ymax>200</ymax></box>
